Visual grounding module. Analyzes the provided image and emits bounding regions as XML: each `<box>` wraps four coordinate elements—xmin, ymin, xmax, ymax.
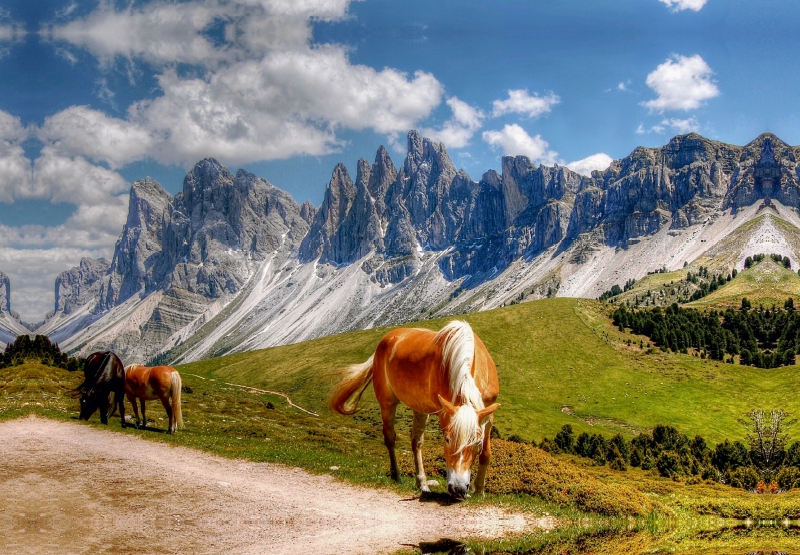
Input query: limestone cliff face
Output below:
<box><xmin>45</xmin><ymin>158</ymin><xmax>309</xmax><ymax>362</ymax></box>
<box><xmin>55</xmin><ymin>258</ymin><xmax>111</xmax><ymax>315</ymax></box>
<box><xmin>98</xmin><ymin>178</ymin><xmax>171</xmax><ymax>310</ymax></box>
<box><xmin>161</xmin><ymin>159</ymin><xmax>308</xmax><ymax>298</ymax></box>
<box><xmin>0</xmin><ymin>272</ymin><xmax>10</xmax><ymax>315</ymax></box>
<box><xmin>724</xmin><ymin>134</ymin><xmax>800</xmax><ymax>210</ymax></box>
<box><xmin>0</xmin><ymin>272</ymin><xmax>29</xmax><ymax>345</ymax></box>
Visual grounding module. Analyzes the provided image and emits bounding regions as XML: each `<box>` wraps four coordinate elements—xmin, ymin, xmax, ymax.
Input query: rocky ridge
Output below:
<box><xmin>0</xmin><ymin>273</ymin><xmax>30</xmax><ymax>346</ymax></box>
<box><xmin>36</xmin><ymin>132</ymin><xmax>800</xmax><ymax>362</ymax></box>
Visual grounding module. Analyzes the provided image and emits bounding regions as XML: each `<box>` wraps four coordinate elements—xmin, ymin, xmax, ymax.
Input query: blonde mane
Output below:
<box><xmin>436</xmin><ymin>320</ymin><xmax>486</xmax><ymax>453</ymax></box>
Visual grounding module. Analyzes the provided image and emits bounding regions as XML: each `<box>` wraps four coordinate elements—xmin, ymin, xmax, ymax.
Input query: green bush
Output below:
<box><xmin>728</xmin><ymin>466</ymin><xmax>759</xmax><ymax>490</ymax></box>
<box><xmin>776</xmin><ymin>466</ymin><xmax>800</xmax><ymax>490</ymax></box>
<box><xmin>656</xmin><ymin>451</ymin><xmax>682</xmax><ymax>478</ymax></box>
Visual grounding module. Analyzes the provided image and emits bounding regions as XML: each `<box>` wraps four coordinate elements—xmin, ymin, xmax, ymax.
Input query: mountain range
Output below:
<box><xmin>2</xmin><ymin>130</ymin><xmax>799</xmax><ymax>363</ymax></box>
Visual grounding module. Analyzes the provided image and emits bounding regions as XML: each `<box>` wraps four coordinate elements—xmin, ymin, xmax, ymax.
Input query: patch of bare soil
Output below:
<box><xmin>0</xmin><ymin>417</ymin><xmax>553</xmax><ymax>555</ymax></box>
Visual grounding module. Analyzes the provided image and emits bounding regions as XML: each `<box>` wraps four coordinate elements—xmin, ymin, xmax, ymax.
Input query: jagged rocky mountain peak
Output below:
<box><xmin>300</xmin><ymin>200</ymin><xmax>316</xmax><ymax>224</ymax></box>
<box><xmin>404</xmin><ymin>129</ymin><xmax>456</xmax><ymax>179</ymax></box>
<box><xmin>0</xmin><ymin>271</ymin><xmax>10</xmax><ymax>314</ymax></box>
<box><xmin>37</xmin><ymin>131</ymin><xmax>800</xmax><ymax>364</ymax></box>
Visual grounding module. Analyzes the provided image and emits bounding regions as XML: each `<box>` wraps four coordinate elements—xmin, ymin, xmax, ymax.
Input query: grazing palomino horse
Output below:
<box><xmin>330</xmin><ymin>321</ymin><xmax>499</xmax><ymax>499</ymax></box>
<box><xmin>72</xmin><ymin>351</ymin><xmax>126</xmax><ymax>426</ymax></box>
<box><xmin>125</xmin><ymin>364</ymin><xmax>184</xmax><ymax>434</ymax></box>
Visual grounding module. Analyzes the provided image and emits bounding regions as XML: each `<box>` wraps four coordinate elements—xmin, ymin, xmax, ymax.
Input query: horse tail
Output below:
<box><xmin>329</xmin><ymin>354</ymin><xmax>375</xmax><ymax>416</ymax></box>
<box><xmin>171</xmin><ymin>371</ymin><xmax>184</xmax><ymax>429</ymax></box>
<box><xmin>435</xmin><ymin>321</ymin><xmax>482</xmax><ymax>408</ymax></box>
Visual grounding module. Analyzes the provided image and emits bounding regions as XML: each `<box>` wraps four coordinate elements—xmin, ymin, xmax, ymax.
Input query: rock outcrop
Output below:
<box><xmin>0</xmin><ymin>272</ymin><xmax>29</xmax><ymax>346</ymax></box>
<box><xmin>0</xmin><ymin>272</ymin><xmax>10</xmax><ymax>315</ymax></box>
<box><xmin>55</xmin><ymin>258</ymin><xmax>111</xmax><ymax>315</ymax></box>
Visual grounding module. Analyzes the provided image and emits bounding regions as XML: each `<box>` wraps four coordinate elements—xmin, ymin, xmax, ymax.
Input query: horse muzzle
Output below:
<box><xmin>446</xmin><ymin>469</ymin><xmax>471</xmax><ymax>500</ymax></box>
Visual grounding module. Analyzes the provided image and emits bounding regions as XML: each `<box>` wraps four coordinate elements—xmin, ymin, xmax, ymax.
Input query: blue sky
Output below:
<box><xmin>1</xmin><ymin>0</ymin><xmax>800</xmax><ymax>320</ymax></box>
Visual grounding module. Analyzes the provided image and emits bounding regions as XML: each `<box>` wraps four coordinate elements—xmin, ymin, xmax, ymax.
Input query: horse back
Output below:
<box><xmin>374</xmin><ymin>328</ymin><xmax>452</xmax><ymax>413</ymax></box>
<box><xmin>375</xmin><ymin>326</ymin><xmax>498</xmax><ymax>412</ymax></box>
<box><xmin>125</xmin><ymin>364</ymin><xmax>178</xmax><ymax>400</ymax></box>
<box><xmin>77</xmin><ymin>351</ymin><xmax>125</xmax><ymax>396</ymax></box>
<box><xmin>473</xmin><ymin>334</ymin><xmax>499</xmax><ymax>405</ymax></box>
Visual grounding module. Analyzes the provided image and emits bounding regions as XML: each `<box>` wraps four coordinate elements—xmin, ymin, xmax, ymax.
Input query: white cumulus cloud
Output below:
<box><xmin>643</xmin><ymin>54</ymin><xmax>719</xmax><ymax>112</ymax></box>
<box><xmin>661</xmin><ymin>117</ymin><xmax>700</xmax><ymax>134</ymax></box>
<box><xmin>42</xmin><ymin>0</ymin><xmax>445</xmax><ymax>168</ymax></box>
<box><xmin>566</xmin><ymin>153</ymin><xmax>613</xmax><ymax>177</ymax></box>
<box><xmin>659</xmin><ymin>0</ymin><xmax>708</xmax><ymax>12</ymax></box>
<box><xmin>419</xmin><ymin>97</ymin><xmax>484</xmax><ymax>149</ymax></box>
<box><xmin>636</xmin><ymin>116</ymin><xmax>700</xmax><ymax>135</ymax></box>
<box><xmin>492</xmin><ymin>90</ymin><xmax>560</xmax><ymax>118</ymax></box>
<box><xmin>482</xmin><ymin>124</ymin><xmax>558</xmax><ymax>166</ymax></box>
<box><xmin>0</xmin><ymin>111</ymin><xmax>32</xmax><ymax>203</ymax></box>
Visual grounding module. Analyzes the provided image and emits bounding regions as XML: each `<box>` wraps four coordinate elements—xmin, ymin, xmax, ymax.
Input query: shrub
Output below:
<box><xmin>575</xmin><ymin>432</ymin><xmax>591</xmax><ymax>457</ymax></box>
<box><xmin>776</xmin><ymin>466</ymin><xmax>800</xmax><ymax>490</ymax></box>
<box><xmin>608</xmin><ymin>447</ymin><xmax>627</xmax><ymax>471</ymax></box>
<box><xmin>656</xmin><ymin>451</ymin><xmax>682</xmax><ymax>478</ymax></box>
<box><xmin>484</xmin><ymin>440</ymin><xmax>655</xmax><ymax>516</ymax></box>
<box><xmin>728</xmin><ymin>466</ymin><xmax>759</xmax><ymax>490</ymax></box>
<box><xmin>538</xmin><ymin>437</ymin><xmax>555</xmax><ymax>452</ymax></box>
<box><xmin>629</xmin><ymin>446</ymin><xmax>642</xmax><ymax>467</ymax></box>
<box><xmin>553</xmin><ymin>424</ymin><xmax>575</xmax><ymax>454</ymax></box>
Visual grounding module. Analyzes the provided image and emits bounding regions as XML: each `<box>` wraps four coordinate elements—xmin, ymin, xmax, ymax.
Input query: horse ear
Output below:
<box><xmin>437</xmin><ymin>394</ymin><xmax>458</xmax><ymax>417</ymax></box>
<box><xmin>477</xmin><ymin>403</ymin><xmax>500</xmax><ymax>423</ymax></box>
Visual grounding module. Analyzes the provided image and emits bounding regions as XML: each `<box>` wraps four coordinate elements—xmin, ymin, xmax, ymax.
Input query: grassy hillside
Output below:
<box><xmin>688</xmin><ymin>258</ymin><xmax>800</xmax><ymax>309</ymax></box>
<box><xmin>179</xmin><ymin>298</ymin><xmax>799</xmax><ymax>444</ymax></box>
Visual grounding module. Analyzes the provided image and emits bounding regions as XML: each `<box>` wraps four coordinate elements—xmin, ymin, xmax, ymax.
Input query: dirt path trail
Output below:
<box><xmin>0</xmin><ymin>417</ymin><xmax>553</xmax><ymax>555</ymax></box>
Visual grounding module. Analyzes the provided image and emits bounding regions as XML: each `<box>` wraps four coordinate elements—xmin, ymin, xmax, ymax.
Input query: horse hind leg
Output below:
<box><xmin>139</xmin><ymin>399</ymin><xmax>147</xmax><ymax>429</ymax></box>
<box><xmin>379</xmin><ymin>402</ymin><xmax>400</xmax><ymax>483</ymax></box>
<box><xmin>115</xmin><ymin>391</ymin><xmax>126</xmax><ymax>428</ymax></box>
<box><xmin>411</xmin><ymin>411</ymin><xmax>430</xmax><ymax>492</ymax></box>
<box><xmin>160</xmin><ymin>396</ymin><xmax>174</xmax><ymax>434</ymax></box>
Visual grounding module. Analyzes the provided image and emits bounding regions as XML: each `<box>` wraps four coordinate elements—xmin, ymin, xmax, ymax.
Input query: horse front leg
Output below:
<box><xmin>99</xmin><ymin>393</ymin><xmax>111</xmax><ymax>424</ymax></box>
<box><xmin>127</xmin><ymin>393</ymin><xmax>141</xmax><ymax>428</ymax></box>
<box><xmin>474</xmin><ymin>417</ymin><xmax>494</xmax><ymax>496</ymax></box>
<box><xmin>379</xmin><ymin>403</ymin><xmax>400</xmax><ymax>483</ymax></box>
<box><xmin>116</xmin><ymin>391</ymin><xmax>126</xmax><ymax>428</ymax></box>
<box><xmin>411</xmin><ymin>411</ymin><xmax>430</xmax><ymax>492</ymax></box>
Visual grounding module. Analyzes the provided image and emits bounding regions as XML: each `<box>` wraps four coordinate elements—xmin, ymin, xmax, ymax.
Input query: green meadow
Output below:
<box><xmin>180</xmin><ymin>297</ymin><xmax>799</xmax><ymax>445</ymax></box>
<box><xmin>5</xmin><ymin>290</ymin><xmax>800</xmax><ymax>553</ymax></box>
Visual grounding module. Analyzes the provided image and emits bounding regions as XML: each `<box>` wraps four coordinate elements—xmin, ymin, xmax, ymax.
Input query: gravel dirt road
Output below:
<box><xmin>0</xmin><ymin>417</ymin><xmax>553</xmax><ymax>554</ymax></box>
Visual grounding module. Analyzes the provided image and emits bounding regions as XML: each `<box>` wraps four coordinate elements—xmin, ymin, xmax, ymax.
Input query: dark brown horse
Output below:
<box><xmin>329</xmin><ymin>321</ymin><xmax>499</xmax><ymax>499</ymax></box>
<box><xmin>72</xmin><ymin>351</ymin><xmax>126</xmax><ymax>426</ymax></box>
<box><xmin>125</xmin><ymin>364</ymin><xmax>184</xmax><ymax>434</ymax></box>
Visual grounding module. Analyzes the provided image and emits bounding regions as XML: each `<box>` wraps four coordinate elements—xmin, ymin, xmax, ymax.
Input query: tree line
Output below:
<box><xmin>612</xmin><ymin>301</ymin><xmax>799</xmax><ymax>368</ymax></box>
<box><xmin>530</xmin><ymin>412</ymin><xmax>800</xmax><ymax>491</ymax></box>
<box><xmin>1</xmin><ymin>335</ymin><xmax>85</xmax><ymax>371</ymax></box>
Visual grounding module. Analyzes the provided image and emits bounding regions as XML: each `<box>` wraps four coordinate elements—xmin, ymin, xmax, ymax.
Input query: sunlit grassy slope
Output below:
<box><xmin>688</xmin><ymin>258</ymin><xmax>800</xmax><ymax>309</ymax></box>
<box><xmin>179</xmin><ymin>298</ymin><xmax>799</xmax><ymax>444</ymax></box>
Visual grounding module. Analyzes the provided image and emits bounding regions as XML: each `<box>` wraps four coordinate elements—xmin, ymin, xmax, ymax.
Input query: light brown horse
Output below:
<box><xmin>330</xmin><ymin>321</ymin><xmax>499</xmax><ymax>499</ymax></box>
<box><xmin>125</xmin><ymin>364</ymin><xmax>184</xmax><ymax>434</ymax></box>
